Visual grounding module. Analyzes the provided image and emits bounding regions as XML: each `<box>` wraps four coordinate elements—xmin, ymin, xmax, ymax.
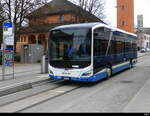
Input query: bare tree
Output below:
<box><xmin>70</xmin><ymin>0</ymin><xmax>105</xmax><ymax>19</ymax></box>
<box><xmin>0</xmin><ymin>0</ymin><xmax>47</xmax><ymax>51</ymax></box>
<box><xmin>0</xmin><ymin>2</ymin><xmax>5</xmax><ymax>47</ymax></box>
<box><xmin>1</xmin><ymin>0</ymin><xmax>47</xmax><ymax>30</ymax></box>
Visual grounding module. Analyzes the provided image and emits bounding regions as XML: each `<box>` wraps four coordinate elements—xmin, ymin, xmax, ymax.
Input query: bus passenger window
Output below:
<box><xmin>94</xmin><ymin>27</ymin><xmax>111</xmax><ymax>57</ymax></box>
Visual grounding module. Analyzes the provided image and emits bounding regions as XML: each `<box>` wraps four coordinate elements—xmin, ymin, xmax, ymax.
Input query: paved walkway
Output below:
<box><xmin>0</xmin><ymin>63</ymin><xmax>41</xmax><ymax>80</ymax></box>
<box><xmin>0</xmin><ymin>63</ymin><xmax>48</xmax><ymax>88</ymax></box>
<box><xmin>0</xmin><ymin>63</ymin><xmax>41</xmax><ymax>74</ymax></box>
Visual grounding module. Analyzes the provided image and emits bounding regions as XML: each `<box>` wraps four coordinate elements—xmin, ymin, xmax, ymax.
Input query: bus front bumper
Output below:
<box><xmin>49</xmin><ymin>71</ymin><xmax>107</xmax><ymax>82</ymax></box>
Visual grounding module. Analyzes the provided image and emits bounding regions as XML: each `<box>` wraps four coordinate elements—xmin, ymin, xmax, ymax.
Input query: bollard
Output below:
<box><xmin>41</xmin><ymin>55</ymin><xmax>48</xmax><ymax>74</ymax></box>
<box><xmin>45</xmin><ymin>57</ymin><xmax>48</xmax><ymax>73</ymax></box>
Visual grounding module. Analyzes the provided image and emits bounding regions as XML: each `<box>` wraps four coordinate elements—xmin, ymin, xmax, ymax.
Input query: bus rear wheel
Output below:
<box><xmin>105</xmin><ymin>68</ymin><xmax>112</xmax><ymax>80</ymax></box>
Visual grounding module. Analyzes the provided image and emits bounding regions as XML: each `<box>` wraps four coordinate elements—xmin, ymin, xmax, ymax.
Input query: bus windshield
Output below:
<box><xmin>49</xmin><ymin>28</ymin><xmax>91</xmax><ymax>68</ymax></box>
<box><xmin>49</xmin><ymin>28</ymin><xmax>91</xmax><ymax>61</ymax></box>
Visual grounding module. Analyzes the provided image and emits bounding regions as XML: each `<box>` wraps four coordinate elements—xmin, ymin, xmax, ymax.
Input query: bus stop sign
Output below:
<box><xmin>2</xmin><ymin>21</ymin><xmax>15</xmax><ymax>80</ymax></box>
<box><xmin>3</xmin><ymin>21</ymin><xmax>14</xmax><ymax>46</ymax></box>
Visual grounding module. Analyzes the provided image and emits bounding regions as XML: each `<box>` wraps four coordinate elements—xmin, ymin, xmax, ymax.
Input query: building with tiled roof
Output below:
<box><xmin>16</xmin><ymin>0</ymin><xmax>105</xmax><ymax>53</ymax></box>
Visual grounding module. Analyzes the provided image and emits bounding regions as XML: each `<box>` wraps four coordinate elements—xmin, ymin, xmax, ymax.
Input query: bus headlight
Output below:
<box><xmin>81</xmin><ymin>70</ymin><xmax>92</xmax><ymax>77</ymax></box>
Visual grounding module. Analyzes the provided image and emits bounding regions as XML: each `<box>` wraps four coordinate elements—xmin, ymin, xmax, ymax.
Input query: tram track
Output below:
<box><xmin>0</xmin><ymin>79</ymin><xmax>83</xmax><ymax>113</ymax></box>
<box><xmin>0</xmin><ymin>79</ymin><xmax>62</xmax><ymax>106</ymax></box>
<box><xmin>16</xmin><ymin>83</ymin><xmax>82</xmax><ymax>113</ymax></box>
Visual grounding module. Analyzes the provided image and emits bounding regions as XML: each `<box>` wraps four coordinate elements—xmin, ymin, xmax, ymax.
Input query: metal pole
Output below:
<box><xmin>2</xmin><ymin>43</ymin><xmax>5</xmax><ymax>81</ymax></box>
<box><xmin>2</xmin><ymin>21</ymin><xmax>6</xmax><ymax>81</ymax></box>
<box><xmin>12</xmin><ymin>24</ymin><xmax>15</xmax><ymax>79</ymax></box>
<box><xmin>105</xmin><ymin>31</ymin><xmax>113</xmax><ymax>56</ymax></box>
<box><xmin>12</xmin><ymin>45</ymin><xmax>15</xmax><ymax>79</ymax></box>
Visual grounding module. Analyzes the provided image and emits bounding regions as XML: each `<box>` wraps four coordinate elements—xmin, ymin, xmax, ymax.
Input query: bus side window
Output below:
<box><xmin>109</xmin><ymin>40</ymin><xmax>115</xmax><ymax>55</ymax></box>
<box><xmin>114</xmin><ymin>31</ymin><xmax>125</xmax><ymax>54</ymax></box>
<box><xmin>94</xmin><ymin>28</ymin><xmax>104</xmax><ymax>57</ymax></box>
<box><xmin>94</xmin><ymin>39</ymin><xmax>101</xmax><ymax>56</ymax></box>
<box><xmin>94</xmin><ymin>27</ymin><xmax>111</xmax><ymax>57</ymax></box>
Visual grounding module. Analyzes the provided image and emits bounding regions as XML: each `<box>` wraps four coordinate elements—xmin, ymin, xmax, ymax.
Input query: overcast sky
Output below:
<box><xmin>104</xmin><ymin>0</ymin><xmax>150</xmax><ymax>28</ymax></box>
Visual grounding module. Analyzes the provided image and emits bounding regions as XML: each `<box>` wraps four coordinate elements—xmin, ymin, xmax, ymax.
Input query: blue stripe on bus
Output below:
<box><xmin>49</xmin><ymin>62</ymin><xmax>131</xmax><ymax>82</ymax></box>
<box><xmin>112</xmin><ymin>63</ymin><xmax>130</xmax><ymax>74</ymax></box>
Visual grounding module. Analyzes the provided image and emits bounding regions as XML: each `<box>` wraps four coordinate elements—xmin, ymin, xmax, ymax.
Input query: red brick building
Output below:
<box><xmin>117</xmin><ymin>0</ymin><xmax>134</xmax><ymax>33</ymax></box>
<box><xmin>16</xmin><ymin>0</ymin><xmax>104</xmax><ymax>53</ymax></box>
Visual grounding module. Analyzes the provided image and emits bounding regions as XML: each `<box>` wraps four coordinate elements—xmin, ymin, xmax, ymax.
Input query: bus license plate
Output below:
<box><xmin>64</xmin><ymin>77</ymin><xmax>70</xmax><ymax>80</ymax></box>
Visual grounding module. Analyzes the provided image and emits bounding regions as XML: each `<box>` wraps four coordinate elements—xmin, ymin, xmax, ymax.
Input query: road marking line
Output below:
<box><xmin>36</xmin><ymin>75</ymin><xmax>48</xmax><ymax>78</ymax></box>
<box><xmin>50</xmin><ymin>90</ymin><xmax>65</xmax><ymax>93</ymax></box>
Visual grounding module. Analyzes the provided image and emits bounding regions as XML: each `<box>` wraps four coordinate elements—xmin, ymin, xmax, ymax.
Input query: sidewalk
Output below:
<box><xmin>0</xmin><ymin>63</ymin><xmax>41</xmax><ymax>75</ymax></box>
<box><xmin>0</xmin><ymin>73</ymin><xmax>49</xmax><ymax>88</ymax></box>
<box><xmin>0</xmin><ymin>63</ymin><xmax>49</xmax><ymax>97</ymax></box>
<box><xmin>123</xmin><ymin>78</ymin><xmax>150</xmax><ymax>112</ymax></box>
<box><xmin>0</xmin><ymin>63</ymin><xmax>41</xmax><ymax>80</ymax></box>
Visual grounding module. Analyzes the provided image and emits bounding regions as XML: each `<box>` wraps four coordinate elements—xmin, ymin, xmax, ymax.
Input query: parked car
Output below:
<box><xmin>140</xmin><ymin>48</ymin><xmax>146</xmax><ymax>53</ymax></box>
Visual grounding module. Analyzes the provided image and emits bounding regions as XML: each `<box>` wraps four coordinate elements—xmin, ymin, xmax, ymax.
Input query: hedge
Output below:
<box><xmin>14</xmin><ymin>53</ymin><xmax>21</xmax><ymax>62</ymax></box>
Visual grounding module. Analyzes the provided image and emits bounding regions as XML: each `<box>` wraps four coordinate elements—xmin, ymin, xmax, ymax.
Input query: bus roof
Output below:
<box><xmin>111</xmin><ymin>27</ymin><xmax>137</xmax><ymax>37</ymax></box>
<box><xmin>51</xmin><ymin>22</ymin><xmax>104</xmax><ymax>30</ymax></box>
<box><xmin>51</xmin><ymin>22</ymin><xmax>137</xmax><ymax>37</ymax></box>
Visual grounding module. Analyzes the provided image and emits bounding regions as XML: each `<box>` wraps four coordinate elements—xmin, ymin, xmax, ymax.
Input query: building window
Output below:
<box><xmin>146</xmin><ymin>42</ymin><xmax>149</xmax><ymax>47</ymax></box>
<box><xmin>21</xmin><ymin>37</ymin><xmax>23</xmax><ymax>42</ymax></box>
<box><xmin>18</xmin><ymin>38</ymin><xmax>20</xmax><ymax>42</ymax></box>
<box><xmin>122</xmin><ymin>21</ymin><xmax>125</xmax><ymax>26</ymax></box>
<box><xmin>59</xmin><ymin>15</ymin><xmax>64</xmax><ymax>23</ymax></box>
<box><xmin>144</xmin><ymin>36</ymin><xmax>147</xmax><ymax>40</ymax></box>
<box><xmin>24</xmin><ymin>36</ymin><xmax>26</xmax><ymax>42</ymax></box>
<box><xmin>122</xmin><ymin>5</ymin><xmax>125</xmax><ymax>10</ymax></box>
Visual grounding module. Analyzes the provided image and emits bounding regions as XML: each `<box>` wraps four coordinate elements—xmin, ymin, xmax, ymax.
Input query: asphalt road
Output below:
<box><xmin>23</xmin><ymin>54</ymin><xmax>150</xmax><ymax>113</ymax></box>
<box><xmin>0</xmin><ymin>54</ymin><xmax>150</xmax><ymax>113</ymax></box>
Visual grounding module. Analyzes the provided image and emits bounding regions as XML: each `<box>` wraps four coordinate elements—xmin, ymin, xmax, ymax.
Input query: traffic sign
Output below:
<box><xmin>3</xmin><ymin>21</ymin><xmax>14</xmax><ymax>45</ymax></box>
<box><xmin>3</xmin><ymin>22</ymin><xmax>13</xmax><ymax>28</ymax></box>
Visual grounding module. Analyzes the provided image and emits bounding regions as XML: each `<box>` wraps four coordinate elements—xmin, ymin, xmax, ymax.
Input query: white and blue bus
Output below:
<box><xmin>48</xmin><ymin>23</ymin><xmax>137</xmax><ymax>82</ymax></box>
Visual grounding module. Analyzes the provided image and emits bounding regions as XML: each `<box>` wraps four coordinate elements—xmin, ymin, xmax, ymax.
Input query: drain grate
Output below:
<box><xmin>120</xmin><ymin>80</ymin><xmax>133</xmax><ymax>83</ymax></box>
